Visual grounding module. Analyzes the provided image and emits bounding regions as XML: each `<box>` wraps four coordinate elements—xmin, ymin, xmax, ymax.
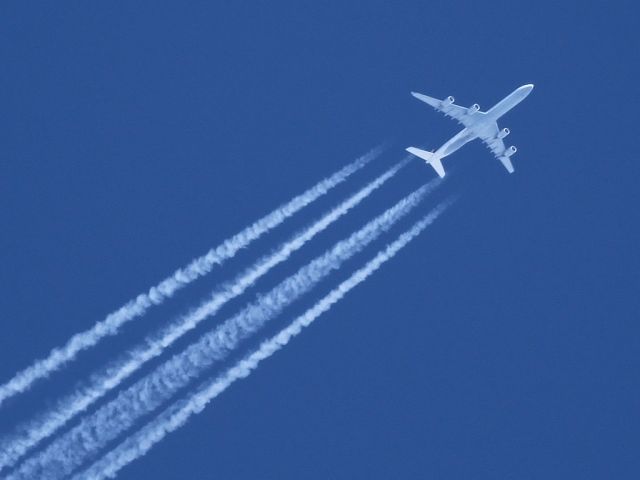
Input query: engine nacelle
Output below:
<box><xmin>468</xmin><ymin>103</ymin><xmax>480</xmax><ymax>115</ymax></box>
<box><xmin>504</xmin><ymin>146</ymin><xmax>517</xmax><ymax>157</ymax></box>
<box><xmin>442</xmin><ymin>96</ymin><xmax>455</xmax><ymax>107</ymax></box>
<box><xmin>496</xmin><ymin>128</ymin><xmax>510</xmax><ymax>139</ymax></box>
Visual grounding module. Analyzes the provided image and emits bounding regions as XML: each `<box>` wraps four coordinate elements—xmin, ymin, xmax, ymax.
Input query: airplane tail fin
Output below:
<box><xmin>406</xmin><ymin>147</ymin><xmax>446</xmax><ymax>178</ymax></box>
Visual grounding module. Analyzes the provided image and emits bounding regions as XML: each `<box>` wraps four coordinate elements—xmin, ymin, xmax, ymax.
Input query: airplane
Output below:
<box><xmin>406</xmin><ymin>84</ymin><xmax>534</xmax><ymax>177</ymax></box>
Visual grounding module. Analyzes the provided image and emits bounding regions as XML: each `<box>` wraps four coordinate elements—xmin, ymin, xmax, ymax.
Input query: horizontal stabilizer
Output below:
<box><xmin>406</xmin><ymin>147</ymin><xmax>446</xmax><ymax>178</ymax></box>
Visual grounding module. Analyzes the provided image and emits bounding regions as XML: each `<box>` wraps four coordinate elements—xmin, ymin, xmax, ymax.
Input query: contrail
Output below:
<box><xmin>73</xmin><ymin>198</ymin><xmax>456</xmax><ymax>480</ymax></box>
<box><xmin>0</xmin><ymin>156</ymin><xmax>409</xmax><ymax>472</ymax></box>
<box><xmin>0</xmin><ymin>147</ymin><xmax>381</xmax><ymax>407</ymax></box>
<box><xmin>8</xmin><ymin>180</ymin><xmax>439</xmax><ymax>480</ymax></box>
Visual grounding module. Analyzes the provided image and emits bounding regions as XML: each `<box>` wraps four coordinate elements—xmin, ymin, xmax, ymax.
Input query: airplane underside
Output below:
<box><xmin>406</xmin><ymin>84</ymin><xmax>533</xmax><ymax>177</ymax></box>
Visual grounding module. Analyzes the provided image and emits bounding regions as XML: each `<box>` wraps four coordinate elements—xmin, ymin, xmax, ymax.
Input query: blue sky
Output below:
<box><xmin>0</xmin><ymin>2</ymin><xmax>638</xmax><ymax>479</ymax></box>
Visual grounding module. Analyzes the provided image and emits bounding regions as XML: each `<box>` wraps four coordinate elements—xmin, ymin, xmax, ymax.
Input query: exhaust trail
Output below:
<box><xmin>0</xmin><ymin>157</ymin><xmax>409</xmax><ymax>472</ymax></box>
<box><xmin>8</xmin><ymin>180</ymin><xmax>440</xmax><ymax>480</ymax></box>
<box><xmin>73</xmin><ymin>198</ymin><xmax>456</xmax><ymax>480</ymax></box>
<box><xmin>0</xmin><ymin>147</ymin><xmax>382</xmax><ymax>407</ymax></box>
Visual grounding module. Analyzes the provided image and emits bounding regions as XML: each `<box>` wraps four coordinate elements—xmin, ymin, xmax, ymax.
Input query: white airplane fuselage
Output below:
<box><xmin>435</xmin><ymin>84</ymin><xmax>533</xmax><ymax>159</ymax></box>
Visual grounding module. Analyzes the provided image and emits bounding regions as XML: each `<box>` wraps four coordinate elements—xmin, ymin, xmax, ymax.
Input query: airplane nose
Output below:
<box><xmin>518</xmin><ymin>84</ymin><xmax>534</xmax><ymax>97</ymax></box>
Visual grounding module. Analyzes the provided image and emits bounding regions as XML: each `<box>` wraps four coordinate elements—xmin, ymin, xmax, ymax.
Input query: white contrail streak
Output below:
<box><xmin>8</xmin><ymin>181</ymin><xmax>439</xmax><ymax>480</ymax></box>
<box><xmin>0</xmin><ymin>157</ymin><xmax>409</xmax><ymax>472</ymax></box>
<box><xmin>0</xmin><ymin>148</ymin><xmax>381</xmax><ymax>407</ymax></box>
<box><xmin>74</xmin><ymin>198</ymin><xmax>455</xmax><ymax>480</ymax></box>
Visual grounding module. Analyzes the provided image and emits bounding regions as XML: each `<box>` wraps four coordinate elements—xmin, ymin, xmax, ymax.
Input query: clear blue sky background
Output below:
<box><xmin>0</xmin><ymin>2</ymin><xmax>638</xmax><ymax>479</ymax></box>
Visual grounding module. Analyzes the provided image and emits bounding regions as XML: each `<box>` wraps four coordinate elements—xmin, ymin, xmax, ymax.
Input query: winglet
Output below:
<box><xmin>410</xmin><ymin>92</ymin><xmax>440</xmax><ymax>108</ymax></box>
<box><xmin>499</xmin><ymin>156</ymin><xmax>515</xmax><ymax>173</ymax></box>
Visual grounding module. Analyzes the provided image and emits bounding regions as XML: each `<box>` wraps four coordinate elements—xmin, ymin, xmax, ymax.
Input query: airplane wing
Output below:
<box><xmin>478</xmin><ymin>122</ymin><xmax>515</xmax><ymax>173</ymax></box>
<box><xmin>411</xmin><ymin>91</ymin><xmax>484</xmax><ymax>128</ymax></box>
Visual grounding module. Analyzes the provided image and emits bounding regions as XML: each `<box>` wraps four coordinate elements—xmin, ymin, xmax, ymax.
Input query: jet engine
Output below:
<box><xmin>496</xmin><ymin>128</ymin><xmax>510</xmax><ymax>139</ymax></box>
<box><xmin>442</xmin><ymin>96</ymin><xmax>455</xmax><ymax>106</ymax></box>
<box><xmin>504</xmin><ymin>145</ymin><xmax>517</xmax><ymax>157</ymax></box>
<box><xmin>468</xmin><ymin>103</ymin><xmax>480</xmax><ymax>115</ymax></box>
